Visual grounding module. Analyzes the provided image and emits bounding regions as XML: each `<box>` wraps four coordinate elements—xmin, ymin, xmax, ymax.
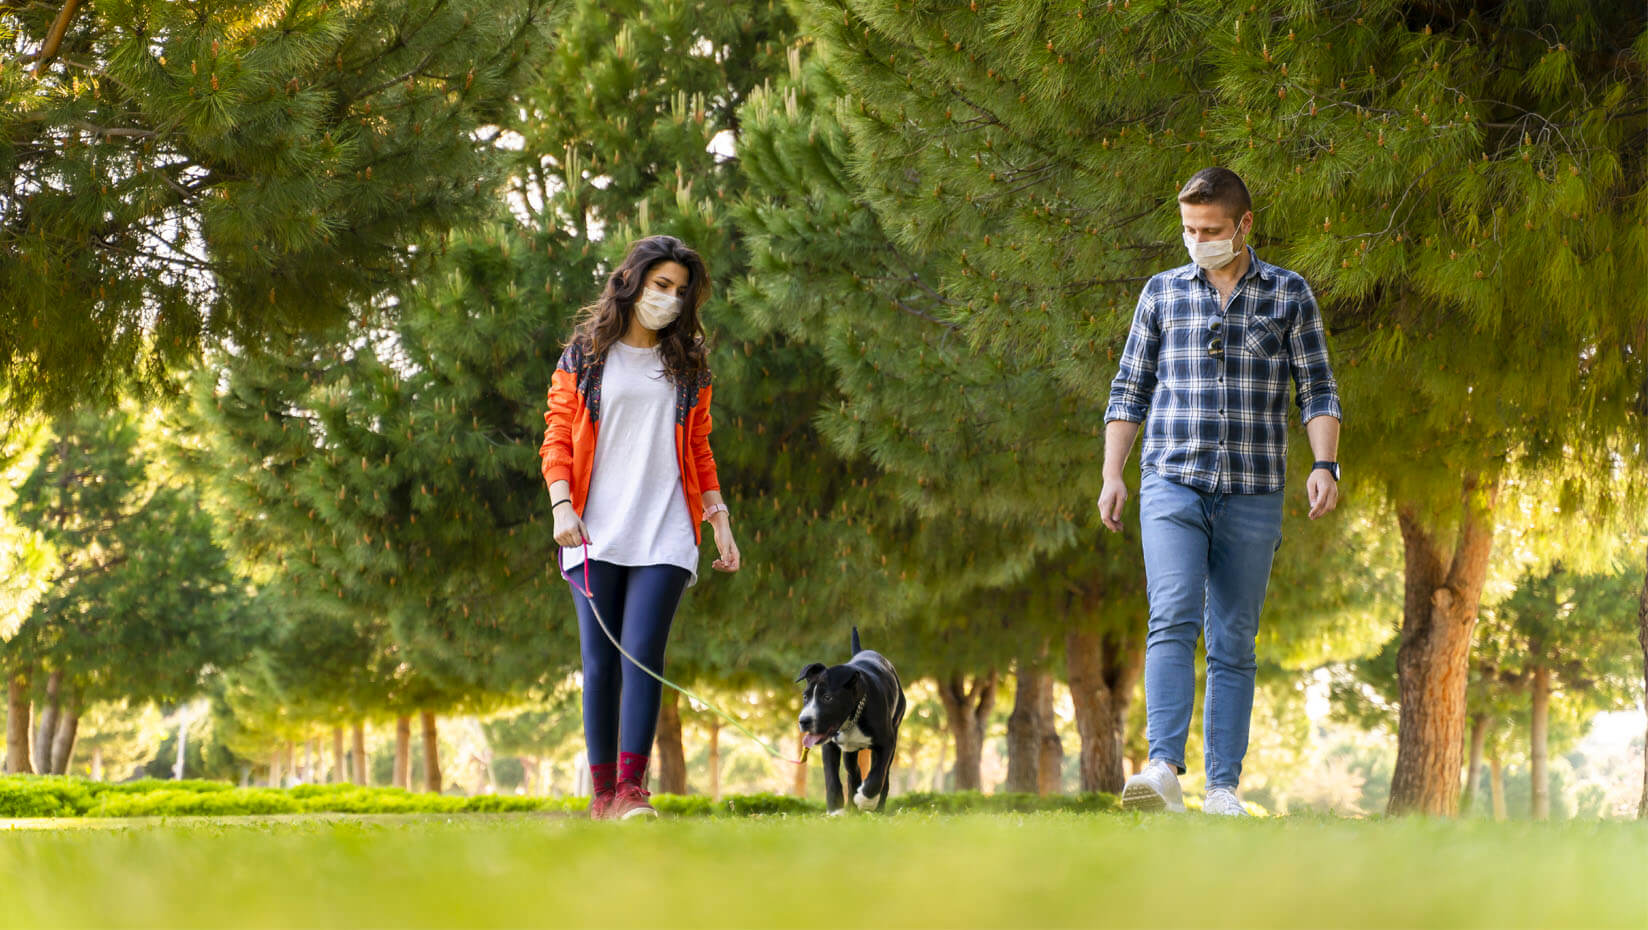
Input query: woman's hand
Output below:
<box><xmin>553</xmin><ymin>501</ymin><xmax>590</xmax><ymax>548</ymax></box>
<box><xmin>710</xmin><ymin>515</ymin><xmax>741</xmax><ymax>573</ymax></box>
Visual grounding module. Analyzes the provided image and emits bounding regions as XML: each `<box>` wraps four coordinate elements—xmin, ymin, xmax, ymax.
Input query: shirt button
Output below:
<box><xmin>1217</xmin><ymin>377</ymin><xmax>1224</xmax><ymax>383</ymax></box>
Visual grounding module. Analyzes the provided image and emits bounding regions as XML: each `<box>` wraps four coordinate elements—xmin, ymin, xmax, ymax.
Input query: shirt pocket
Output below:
<box><xmin>1243</xmin><ymin>314</ymin><xmax>1287</xmax><ymax>359</ymax></box>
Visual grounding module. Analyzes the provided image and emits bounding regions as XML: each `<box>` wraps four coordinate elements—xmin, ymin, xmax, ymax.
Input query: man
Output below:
<box><xmin>1099</xmin><ymin>167</ymin><xmax>1343</xmax><ymax>815</ymax></box>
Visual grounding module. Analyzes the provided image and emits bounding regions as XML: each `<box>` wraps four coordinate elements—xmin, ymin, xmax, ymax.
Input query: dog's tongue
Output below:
<box><xmin>802</xmin><ymin>732</ymin><xmax>829</xmax><ymax>748</ymax></box>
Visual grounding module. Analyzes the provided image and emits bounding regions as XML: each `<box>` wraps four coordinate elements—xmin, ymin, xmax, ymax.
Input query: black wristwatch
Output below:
<box><xmin>1313</xmin><ymin>460</ymin><xmax>1340</xmax><ymax>481</ymax></box>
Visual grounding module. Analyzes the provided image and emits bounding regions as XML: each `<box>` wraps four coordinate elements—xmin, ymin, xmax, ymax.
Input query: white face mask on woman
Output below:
<box><xmin>634</xmin><ymin>287</ymin><xmax>683</xmax><ymax>331</ymax></box>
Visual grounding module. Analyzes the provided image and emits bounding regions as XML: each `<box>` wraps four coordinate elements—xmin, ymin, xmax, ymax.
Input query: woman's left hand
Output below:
<box><xmin>710</xmin><ymin>517</ymin><xmax>741</xmax><ymax>573</ymax></box>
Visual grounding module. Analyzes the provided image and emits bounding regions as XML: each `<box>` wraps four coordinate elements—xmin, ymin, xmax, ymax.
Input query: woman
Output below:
<box><xmin>539</xmin><ymin>235</ymin><xmax>741</xmax><ymax>821</ymax></box>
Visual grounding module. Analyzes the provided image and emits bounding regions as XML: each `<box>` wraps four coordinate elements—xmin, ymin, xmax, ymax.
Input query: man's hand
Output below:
<box><xmin>1097</xmin><ymin>476</ymin><xmax>1129</xmax><ymax>533</ymax></box>
<box><xmin>1306</xmin><ymin>469</ymin><xmax>1339</xmax><ymax>520</ymax></box>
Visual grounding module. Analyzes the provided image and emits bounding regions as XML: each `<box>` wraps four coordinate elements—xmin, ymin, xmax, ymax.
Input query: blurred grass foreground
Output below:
<box><xmin>2</xmin><ymin>810</ymin><xmax>1644</xmax><ymax>929</ymax></box>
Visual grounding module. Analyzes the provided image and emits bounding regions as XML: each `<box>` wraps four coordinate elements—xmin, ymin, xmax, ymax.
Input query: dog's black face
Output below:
<box><xmin>796</xmin><ymin>662</ymin><xmax>864</xmax><ymax>748</ymax></box>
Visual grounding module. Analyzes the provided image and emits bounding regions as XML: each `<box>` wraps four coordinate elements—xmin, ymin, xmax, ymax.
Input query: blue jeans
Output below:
<box><xmin>1138</xmin><ymin>470</ymin><xmax>1283</xmax><ymax>789</ymax></box>
<box><xmin>567</xmin><ymin>560</ymin><xmax>691</xmax><ymax>765</ymax></box>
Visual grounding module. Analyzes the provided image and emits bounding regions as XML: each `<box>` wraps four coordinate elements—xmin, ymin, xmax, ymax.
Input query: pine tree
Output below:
<box><xmin>0</xmin><ymin>409</ymin><xmax>54</xmax><ymax>644</ymax></box>
<box><xmin>2</xmin><ymin>406</ymin><xmax>259</xmax><ymax>775</ymax></box>
<box><xmin>735</xmin><ymin>45</ymin><xmax>1134</xmax><ymax>789</ymax></box>
<box><xmin>186</xmin><ymin>327</ymin><xmax>492</xmax><ymax>790</ymax></box>
<box><xmin>186</xmin><ymin>0</ymin><xmax>872</xmax><ymax>792</ymax></box>
<box><xmin>1476</xmin><ymin>562</ymin><xmax>1642</xmax><ymax>819</ymax></box>
<box><xmin>499</xmin><ymin>0</ymin><xmax>920</xmax><ymax>740</ymax></box>
<box><xmin>800</xmin><ymin>0</ymin><xmax>1647</xmax><ymax>813</ymax></box>
<box><xmin>734</xmin><ymin>36</ymin><xmax>1403</xmax><ymax>792</ymax></box>
<box><xmin>0</xmin><ymin>0</ymin><xmax>556</xmax><ymax>413</ymax></box>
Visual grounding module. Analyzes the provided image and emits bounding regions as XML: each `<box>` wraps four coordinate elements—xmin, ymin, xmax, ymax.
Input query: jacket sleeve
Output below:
<box><xmin>539</xmin><ymin>349</ymin><xmax>579</xmax><ymax>490</ymax></box>
<box><xmin>689</xmin><ymin>381</ymin><xmax>721</xmax><ymax>495</ymax></box>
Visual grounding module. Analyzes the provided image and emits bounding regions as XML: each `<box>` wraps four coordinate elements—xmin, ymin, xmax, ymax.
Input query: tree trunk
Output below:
<box><xmin>392</xmin><ymin>716</ymin><xmax>411</xmax><ymax>788</ymax></box>
<box><xmin>1461</xmin><ymin>713</ymin><xmax>1489</xmax><ymax>816</ymax></box>
<box><xmin>708</xmin><ymin>717</ymin><xmax>722</xmax><ymax>802</ymax></box>
<box><xmin>932</xmin><ymin>730</ymin><xmax>949</xmax><ymax>791</ymax></box>
<box><xmin>937</xmin><ymin>669</ymin><xmax>997</xmax><ymax>791</ymax></box>
<box><xmin>1036</xmin><ymin>673</ymin><xmax>1064</xmax><ymax>796</ymax></box>
<box><xmin>897</xmin><ymin>730</ymin><xmax>921</xmax><ymax>794</ymax></box>
<box><xmin>50</xmin><ymin>701</ymin><xmax>79</xmax><ymax>775</ymax></box>
<box><xmin>5</xmin><ymin>665</ymin><xmax>33</xmax><ymax>775</ymax></box>
<box><xmin>1530</xmin><ymin>664</ymin><xmax>1550</xmax><ymax>821</ymax></box>
<box><xmin>172</xmin><ymin>713</ymin><xmax>189</xmax><ymax>780</ymax></box>
<box><xmin>305</xmin><ymin>736</ymin><xmax>319</xmax><ymax>783</ymax></box>
<box><xmin>90</xmin><ymin>745</ymin><xmax>103</xmax><ymax>782</ymax></box>
<box><xmin>1005</xmin><ymin>659</ymin><xmax>1045</xmax><ymax>793</ymax></box>
<box><xmin>332</xmin><ymin>726</ymin><xmax>345</xmax><ymax>784</ymax></box>
<box><xmin>654</xmin><ymin>689</ymin><xmax>687</xmax><ymax>794</ymax></box>
<box><xmin>1488</xmin><ymin>754</ymin><xmax>1507</xmax><ymax>821</ymax></box>
<box><xmin>1126</xmin><ymin>750</ymin><xmax>1146</xmax><ymax>779</ymax></box>
<box><xmin>283</xmin><ymin>741</ymin><xmax>295</xmax><ymax>785</ymax></box>
<box><xmin>1066</xmin><ymin>628</ymin><xmax>1145</xmax><ymax>794</ymax></box>
<box><xmin>793</xmin><ymin>732</ymin><xmax>808</xmax><ymax>797</ymax></box>
<box><xmin>269</xmin><ymin>746</ymin><xmax>283</xmax><ymax>787</ymax></box>
<box><xmin>519</xmin><ymin>755</ymin><xmax>538</xmax><ymax>796</ymax></box>
<box><xmin>1637</xmin><ymin>543</ymin><xmax>1646</xmax><ymax>820</ymax></box>
<box><xmin>420</xmin><ymin>711</ymin><xmax>441</xmax><ymax>793</ymax></box>
<box><xmin>352</xmin><ymin>722</ymin><xmax>368</xmax><ymax>785</ymax></box>
<box><xmin>34</xmin><ymin>669</ymin><xmax>61</xmax><ymax>772</ymax></box>
<box><xmin>1388</xmin><ymin>479</ymin><xmax>1499</xmax><ymax>816</ymax></box>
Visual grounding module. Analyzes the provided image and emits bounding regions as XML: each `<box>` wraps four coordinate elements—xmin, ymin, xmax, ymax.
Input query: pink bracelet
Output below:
<box><xmin>703</xmin><ymin>503</ymin><xmax>729</xmax><ymax>522</ymax></box>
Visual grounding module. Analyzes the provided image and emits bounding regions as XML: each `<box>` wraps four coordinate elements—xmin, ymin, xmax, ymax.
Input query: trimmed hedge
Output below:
<box><xmin>889</xmin><ymin>791</ymin><xmax>1120</xmax><ymax>814</ymax></box>
<box><xmin>0</xmin><ymin>776</ymin><xmax>1128</xmax><ymax>819</ymax></box>
<box><xmin>0</xmin><ymin>777</ymin><xmax>566</xmax><ymax>818</ymax></box>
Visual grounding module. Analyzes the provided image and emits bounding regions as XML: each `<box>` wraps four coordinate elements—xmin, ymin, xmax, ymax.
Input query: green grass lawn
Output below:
<box><xmin>1</xmin><ymin>812</ymin><xmax>1643</xmax><ymax>929</ymax></box>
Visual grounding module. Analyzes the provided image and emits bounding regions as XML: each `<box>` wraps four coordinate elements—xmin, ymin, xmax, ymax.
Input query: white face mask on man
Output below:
<box><xmin>634</xmin><ymin>287</ymin><xmax>683</xmax><ymax>331</ymax></box>
<box><xmin>1184</xmin><ymin>227</ymin><xmax>1252</xmax><ymax>270</ymax></box>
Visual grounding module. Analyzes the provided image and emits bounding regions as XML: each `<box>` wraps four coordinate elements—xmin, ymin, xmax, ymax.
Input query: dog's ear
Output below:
<box><xmin>795</xmin><ymin>662</ymin><xmax>826</xmax><ymax>684</ymax></box>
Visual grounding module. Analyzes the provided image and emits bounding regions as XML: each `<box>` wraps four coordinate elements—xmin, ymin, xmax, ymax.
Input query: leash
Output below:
<box><xmin>560</xmin><ymin>542</ymin><xmax>808</xmax><ymax>767</ymax></box>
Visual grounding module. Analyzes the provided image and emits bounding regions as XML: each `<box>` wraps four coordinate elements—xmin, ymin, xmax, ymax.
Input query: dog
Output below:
<box><xmin>796</xmin><ymin>627</ymin><xmax>906</xmax><ymax>814</ymax></box>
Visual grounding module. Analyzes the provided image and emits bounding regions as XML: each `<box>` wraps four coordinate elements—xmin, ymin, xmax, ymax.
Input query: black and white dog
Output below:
<box><xmin>797</xmin><ymin>627</ymin><xmax>906</xmax><ymax>814</ymax></box>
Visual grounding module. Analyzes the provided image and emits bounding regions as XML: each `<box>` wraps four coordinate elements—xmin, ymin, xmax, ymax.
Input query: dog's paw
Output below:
<box><xmin>853</xmin><ymin>788</ymin><xmax>877</xmax><ymax>811</ymax></box>
<box><xmin>826</xmin><ymin>807</ymin><xmax>846</xmax><ymax>817</ymax></box>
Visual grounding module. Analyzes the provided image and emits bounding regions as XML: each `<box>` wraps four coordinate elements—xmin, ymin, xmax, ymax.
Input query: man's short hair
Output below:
<box><xmin>1177</xmin><ymin>167</ymin><xmax>1252</xmax><ymax>221</ymax></box>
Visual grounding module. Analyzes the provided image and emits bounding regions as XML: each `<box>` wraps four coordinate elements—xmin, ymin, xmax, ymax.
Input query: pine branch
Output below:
<box><xmin>31</xmin><ymin>0</ymin><xmax>81</xmax><ymax>76</ymax></box>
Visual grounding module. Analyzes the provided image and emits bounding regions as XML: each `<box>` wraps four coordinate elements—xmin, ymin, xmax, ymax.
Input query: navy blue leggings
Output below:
<box><xmin>567</xmin><ymin>560</ymin><xmax>691</xmax><ymax>764</ymax></box>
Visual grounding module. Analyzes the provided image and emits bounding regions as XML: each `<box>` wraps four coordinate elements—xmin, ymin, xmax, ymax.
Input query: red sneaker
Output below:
<box><xmin>589</xmin><ymin>789</ymin><xmax>616</xmax><ymax>821</ymax></box>
<box><xmin>610</xmin><ymin>781</ymin><xmax>658</xmax><ymax>820</ymax></box>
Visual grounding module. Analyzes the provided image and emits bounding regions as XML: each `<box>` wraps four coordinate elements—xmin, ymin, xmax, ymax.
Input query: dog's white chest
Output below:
<box><xmin>832</xmin><ymin>722</ymin><xmax>873</xmax><ymax>752</ymax></box>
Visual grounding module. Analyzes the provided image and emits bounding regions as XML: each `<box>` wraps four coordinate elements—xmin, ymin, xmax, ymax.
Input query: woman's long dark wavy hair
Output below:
<box><xmin>568</xmin><ymin>236</ymin><xmax>711</xmax><ymax>386</ymax></box>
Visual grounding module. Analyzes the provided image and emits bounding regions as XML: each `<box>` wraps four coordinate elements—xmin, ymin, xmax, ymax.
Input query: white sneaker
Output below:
<box><xmin>1120</xmin><ymin>760</ymin><xmax>1186</xmax><ymax>813</ymax></box>
<box><xmin>1203</xmin><ymin>786</ymin><xmax>1247</xmax><ymax>816</ymax></box>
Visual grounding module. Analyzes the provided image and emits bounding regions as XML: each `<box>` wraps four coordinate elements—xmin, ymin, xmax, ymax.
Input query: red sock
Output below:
<box><xmin>619</xmin><ymin>752</ymin><xmax>649</xmax><ymax>787</ymax></box>
<box><xmin>590</xmin><ymin>762</ymin><xmax>617</xmax><ymax>796</ymax></box>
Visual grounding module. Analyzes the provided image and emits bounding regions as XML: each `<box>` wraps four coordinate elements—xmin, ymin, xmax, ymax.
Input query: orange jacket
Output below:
<box><xmin>539</xmin><ymin>341</ymin><xmax>721</xmax><ymax>544</ymax></box>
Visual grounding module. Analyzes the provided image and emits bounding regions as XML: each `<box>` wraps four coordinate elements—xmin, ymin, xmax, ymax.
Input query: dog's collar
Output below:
<box><xmin>843</xmin><ymin>694</ymin><xmax>867</xmax><ymax>732</ymax></box>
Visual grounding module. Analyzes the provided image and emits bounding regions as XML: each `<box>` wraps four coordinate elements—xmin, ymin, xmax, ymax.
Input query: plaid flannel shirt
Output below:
<box><xmin>1104</xmin><ymin>247</ymin><xmax>1343</xmax><ymax>495</ymax></box>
